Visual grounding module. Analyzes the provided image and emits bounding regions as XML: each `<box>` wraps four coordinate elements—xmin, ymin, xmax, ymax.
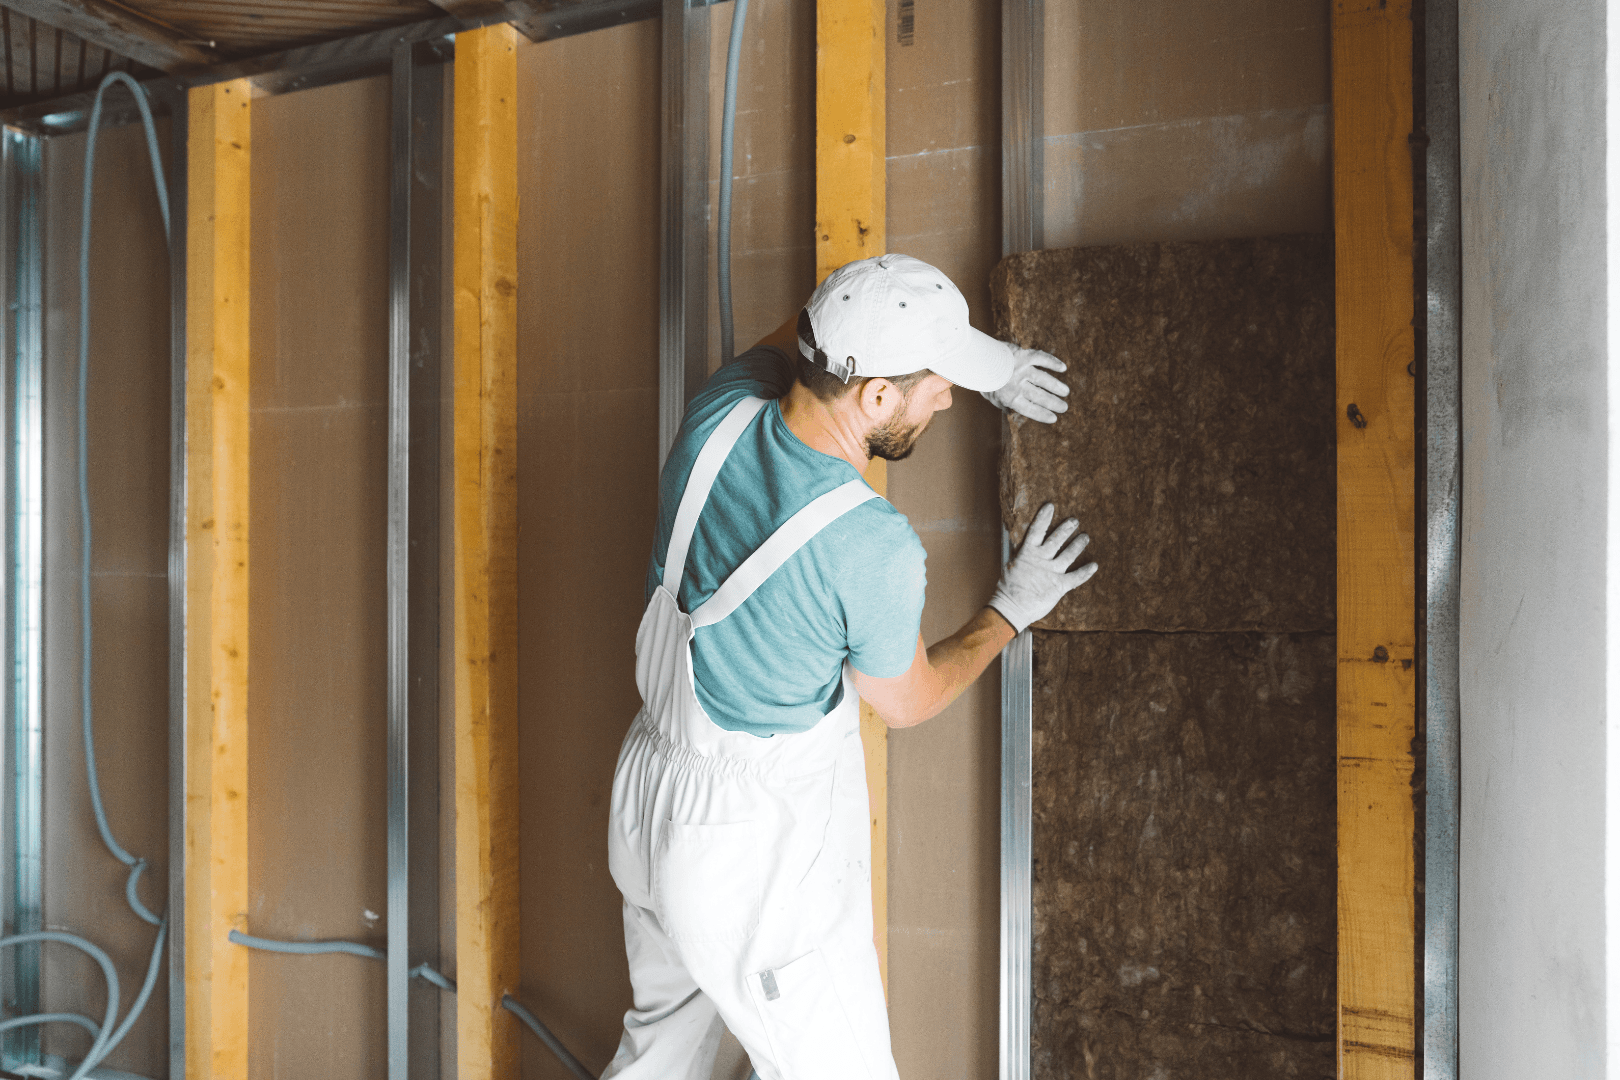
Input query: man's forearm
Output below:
<box><xmin>892</xmin><ymin>607</ymin><xmax>1015</xmax><ymax>728</ymax></box>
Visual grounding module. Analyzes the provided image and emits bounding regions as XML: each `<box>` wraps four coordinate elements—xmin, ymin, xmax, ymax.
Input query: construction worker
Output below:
<box><xmin>603</xmin><ymin>254</ymin><xmax>1096</xmax><ymax>1080</ymax></box>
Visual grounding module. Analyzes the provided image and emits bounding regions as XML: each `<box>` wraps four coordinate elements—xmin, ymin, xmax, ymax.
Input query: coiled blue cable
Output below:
<box><xmin>0</xmin><ymin>930</ymin><xmax>120</xmax><ymax>1080</ymax></box>
<box><xmin>0</xmin><ymin>70</ymin><xmax>175</xmax><ymax>1080</ymax></box>
<box><xmin>52</xmin><ymin>59</ymin><xmax>756</xmax><ymax>1080</ymax></box>
<box><xmin>717</xmin><ymin>0</ymin><xmax>750</xmax><ymax>364</ymax></box>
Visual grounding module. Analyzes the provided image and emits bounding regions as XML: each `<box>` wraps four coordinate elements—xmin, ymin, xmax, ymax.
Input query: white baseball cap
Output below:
<box><xmin>798</xmin><ymin>254</ymin><xmax>1014</xmax><ymax>393</ymax></box>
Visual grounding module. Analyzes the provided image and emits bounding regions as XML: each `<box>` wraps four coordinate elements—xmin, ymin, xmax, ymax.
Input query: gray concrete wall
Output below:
<box><xmin>1458</xmin><ymin>0</ymin><xmax>1610</xmax><ymax>1075</ymax></box>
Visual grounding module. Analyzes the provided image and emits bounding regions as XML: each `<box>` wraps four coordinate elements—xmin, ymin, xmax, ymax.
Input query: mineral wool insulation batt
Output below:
<box><xmin>993</xmin><ymin>237</ymin><xmax>1336</xmax><ymax>1080</ymax></box>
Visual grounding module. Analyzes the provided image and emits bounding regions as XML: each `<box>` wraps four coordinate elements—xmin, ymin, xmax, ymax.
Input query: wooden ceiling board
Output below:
<box><xmin>0</xmin><ymin>10</ymin><xmax>155</xmax><ymax>107</ymax></box>
<box><xmin>119</xmin><ymin>0</ymin><xmax>440</xmax><ymax>53</ymax></box>
<box><xmin>0</xmin><ymin>0</ymin><xmax>618</xmax><ymax>112</ymax></box>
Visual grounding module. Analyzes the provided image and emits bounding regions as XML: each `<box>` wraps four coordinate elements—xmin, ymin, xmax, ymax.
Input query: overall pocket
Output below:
<box><xmin>653</xmin><ymin>819</ymin><xmax>761</xmax><ymax>942</ymax></box>
<box><xmin>746</xmin><ymin>948</ymin><xmax>874</xmax><ymax>1080</ymax></box>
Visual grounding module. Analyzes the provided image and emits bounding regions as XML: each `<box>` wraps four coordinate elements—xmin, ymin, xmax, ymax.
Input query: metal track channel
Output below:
<box><xmin>388</xmin><ymin>41</ymin><xmax>415</xmax><ymax>1080</ymax></box>
<box><xmin>998</xmin><ymin>622</ymin><xmax>1033</xmax><ymax>1080</ymax></box>
<box><xmin>388</xmin><ymin>41</ymin><xmax>447</xmax><ymax>1079</ymax></box>
<box><xmin>1001</xmin><ymin>0</ymin><xmax>1043</xmax><ymax>257</ymax></box>
<box><xmin>1</xmin><ymin>128</ymin><xmax>43</xmax><ymax>1077</ymax></box>
<box><xmin>404</xmin><ymin>47</ymin><xmax>446</xmax><ymax>1080</ymax></box>
<box><xmin>659</xmin><ymin>0</ymin><xmax>711</xmax><ymax>465</ymax></box>
<box><xmin>165</xmin><ymin>85</ymin><xmax>190</xmax><ymax>1080</ymax></box>
<box><xmin>999</xmin><ymin>0</ymin><xmax>1042</xmax><ymax>1075</ymax></box>
<box><xmin>1423</xmin><ymin>0</ymin><xmax>1462</xmax><ymax>1074</ymax></box>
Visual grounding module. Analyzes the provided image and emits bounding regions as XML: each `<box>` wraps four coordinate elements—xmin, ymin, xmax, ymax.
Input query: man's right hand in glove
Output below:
<box><xmin>852</xmin><ymin>502</ymin><xmax>1098</xmax><ymax>730</ymax></box>
<box><xmin>987</xmin><ymin>503</ymin><xmax>1098</xmax><ymax>633</ymax></box>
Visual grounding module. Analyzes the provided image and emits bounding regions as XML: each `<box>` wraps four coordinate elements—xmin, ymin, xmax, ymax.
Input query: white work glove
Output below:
<box><xmin>988</xmin><ymin>504</ymin><xmax>1097</xmax><ymax>633</ymax></box>
<box><xmin>981</xmin><ymin>344</ymin><xmax>1070</xmax><ymax>424</ymax></box>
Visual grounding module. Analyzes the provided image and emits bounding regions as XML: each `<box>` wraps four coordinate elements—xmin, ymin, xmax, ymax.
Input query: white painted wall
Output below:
<box><xmin>1458</xmin><ymin>0</ymin><xmax>1610</xmax><ymax>1075</ymax></box>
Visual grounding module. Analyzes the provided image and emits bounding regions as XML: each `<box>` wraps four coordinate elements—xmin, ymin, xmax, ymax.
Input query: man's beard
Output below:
<box><xmin>867</xmin><ymin>412</ymin><xmax>927</xmax><ymax>461</ymax></box>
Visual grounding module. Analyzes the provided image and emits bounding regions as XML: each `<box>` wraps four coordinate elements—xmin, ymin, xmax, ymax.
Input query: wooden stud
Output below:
<box><xmin>817</xmin><ymin>0</ymin><xmax>888</xmax><ymax>995</ymax></box>
<box><xmin>815</xmin><ymin>0</ymin><xmax>885</xmax><ymax>283</ymax></box>
<box><xmin>1332</xmin><ymin>1</ymin><xmax>1417</xmax><ymax>1076</ymax></box>
<box><xmin>184</xmin><ymin>78</ymin><xmax>251</xmax><ymax>1080</ymax></box>
<box><xmin>453</xmin><ymin>23</ymin><xmax>521</xmax><ymax>1080</ymax></box>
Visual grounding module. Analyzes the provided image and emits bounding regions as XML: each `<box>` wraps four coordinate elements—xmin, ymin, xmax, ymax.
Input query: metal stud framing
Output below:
<box><xmin>388</xmin><ymin>41</ymin><xmax>414</xmax><ymax>1080</ymax></box>
<box><xmin>388</xmin><ymin>39</ymin><xmax>448</xmax><ymax>1080</ymax></box>
<box><xmin>998</xmin><ymin>623</ymin><xmax>1033</xmax><ymax>1080</ymax></box>
<box><xmin>1</xmin><ymin>126</ymin><xmax>44</xmax><ymax>1078</ymax></box>
<box><xmin>659</xmin><ymin>0</ymin><xmax>710</xmax><ymax>464</ymax></box>
<box><xmin>1422</xmin><ymin>0</ymin><xmax>1462</xmax><ymax>1074</ymax></box>
<box><xmin>407</xmin><ymin>44</ymin><xmax>448</xmax><ymax>1080</ymax></box>
<box><xmin>999</xmin><ymin>0</ymin><xmax>1042</xmax><ymax>1075</ymax></box>
<box><xmin>1001</xmin><ymin>0</ymin><xmax>1043</xmax><ymax>257</ymax></box>
<box><xmin>165</xmin><ymin>82</ymin><xmax>190</xmax><ymax>1080</ymax></box>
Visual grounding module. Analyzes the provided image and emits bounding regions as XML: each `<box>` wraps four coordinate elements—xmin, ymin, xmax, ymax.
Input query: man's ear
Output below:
<box><xmin>858</xmin><ymin>376</ymin><xmax>901</xmax><ymax>421</ymax></box>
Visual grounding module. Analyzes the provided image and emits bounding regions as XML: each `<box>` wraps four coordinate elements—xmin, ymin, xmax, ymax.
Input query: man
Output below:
<box><xmin>603</xmin><ymin>254</ymin><xmax>1095</xmax><ymax>1080</ymax></box>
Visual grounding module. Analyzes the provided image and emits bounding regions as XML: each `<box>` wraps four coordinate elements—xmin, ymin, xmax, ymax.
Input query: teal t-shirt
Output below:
<box><xmin>645</xmin><ymin>346</ymin><xmax>927</xmax><ymax>737</ymax></box>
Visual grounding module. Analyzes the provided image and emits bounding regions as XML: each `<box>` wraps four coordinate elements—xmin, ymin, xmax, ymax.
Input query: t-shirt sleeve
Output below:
<box><xmin>842</xmin><ymin>511</ymin><xmax>928</xmax><ymax>679</ymax></box>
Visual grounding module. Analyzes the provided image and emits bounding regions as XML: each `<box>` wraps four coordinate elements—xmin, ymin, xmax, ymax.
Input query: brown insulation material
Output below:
<box><xmin>998</xmin><ymin>238</ymin><xmax>1335</xmax><ymax>1080</ymax></box>
<box><xmin>993</xmin><ymin>236</ymin><xmax>1335</xmax><ymax>634</ymax></box>
<box><xmin>1029</xmin><ymin>630</ymin><xmax>1335</xmax><ymax>1079</ymax></box>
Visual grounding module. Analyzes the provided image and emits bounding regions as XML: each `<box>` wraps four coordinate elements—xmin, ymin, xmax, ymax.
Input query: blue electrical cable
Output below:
<box><xmin>230</xmin><ymin>930</ymin><xmax>600</xmax><ymax>1076</ymax></box>
<box><xmin>717</xmin><ymin>0</ymin><xmax>750</xmax><ymax>364</ymax></box>
<box><xmin>500</xmin><ymin>995</ymin><xmax>595</xmax><ymax>1080</ymax></box>
<box><xmin>0</xmin><ymin>930</ymin><xmax>121</xmax><ymax>1080</ymax></box>
<box><xmin>37</xmin><ymin>60</ymin><xmax>750</xmax><ymax>1080</ymax></box>
<box><xmin>77</xmin><ymin>73</ymin><xmax>170</xmax><ymax>923</ymax></box>
<box><xmin>0</xmin><ymin>1014</ymin><xmax>100</xmax><ymax>1040</ymax></box>
<box><xmin>0</xmin><ymin>70</ymin><xmax>174</xmax><ymax>1080</ymax></box>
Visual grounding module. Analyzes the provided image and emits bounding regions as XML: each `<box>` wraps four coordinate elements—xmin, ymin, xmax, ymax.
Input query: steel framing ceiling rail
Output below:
<box><xmin>1422</xmin><ymin>0</ymin><xmax>1462</xmax><ymax>1074</ymax></box>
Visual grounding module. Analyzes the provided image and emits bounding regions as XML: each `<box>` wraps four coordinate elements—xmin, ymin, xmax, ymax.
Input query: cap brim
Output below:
<box><xmin>929</xmin><ymin>325</ymin><xmax>1014</xmax><ymax>392</ymax></box>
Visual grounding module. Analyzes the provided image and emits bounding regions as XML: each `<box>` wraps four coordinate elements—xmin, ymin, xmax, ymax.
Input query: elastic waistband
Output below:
<box><xmin>627</xmin><ymin>708</ymin><xmax>852</xmax><ymax>783</ymax></box>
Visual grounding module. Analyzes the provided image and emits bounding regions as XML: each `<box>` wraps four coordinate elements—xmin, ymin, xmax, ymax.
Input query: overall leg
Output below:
<box><xmin>601</xmin><ymin>901</ymin><xmax>727</xmax><ymax>1080</ymax></box>
<box><xmin>678</xmin><ymin>730</ymin><xmax>899</xmax><ymax>1080</ymax></box>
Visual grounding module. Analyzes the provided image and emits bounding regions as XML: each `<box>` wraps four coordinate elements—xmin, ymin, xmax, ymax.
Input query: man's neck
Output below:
<box><xmin>779</xmin><ymin>382</ymin><xmax>873</xmax><ymax>475</ymax></box>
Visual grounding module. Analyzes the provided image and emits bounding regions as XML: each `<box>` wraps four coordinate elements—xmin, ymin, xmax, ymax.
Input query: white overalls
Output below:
<box><xmin>603</xmin><ymin>396</ymin><xmax>901</xmax><ymax>1080</ymax></box>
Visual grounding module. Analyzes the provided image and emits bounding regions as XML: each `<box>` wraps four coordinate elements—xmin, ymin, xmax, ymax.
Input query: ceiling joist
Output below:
<box><xmin>426</xmin><ymin>0</ymin><xmax>586</xmax><ymax>43</ymax></box>
<box><xmin>1</xmin><ymin>0</ymin><xmax>214</xmax><ymax>72</ymax></box>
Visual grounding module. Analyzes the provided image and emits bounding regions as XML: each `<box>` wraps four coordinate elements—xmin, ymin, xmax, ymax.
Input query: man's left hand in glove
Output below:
<box><xmin>981</xmin><ymin>344</ymin><xmax>1070</xmax><ymax>424</ymax></box>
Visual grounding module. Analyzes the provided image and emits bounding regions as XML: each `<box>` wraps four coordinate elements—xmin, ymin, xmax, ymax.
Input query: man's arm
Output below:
<box><xmin>853</xmin><ymin>504</ymin><xmax>1097</xmax><ymax>728</ymax></box>
<box><xmin>853</xmin><ymin>610</ymin><xmax>1014</xmax><ymax>728</ymax></box>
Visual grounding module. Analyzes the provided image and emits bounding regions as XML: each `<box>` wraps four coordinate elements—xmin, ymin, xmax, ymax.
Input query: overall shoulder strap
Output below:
<box><xmin>690</xmin><ymin>478</ymin><xmax>881</xmax><ymax>629</ymax></box>
<box><xmin>663</xmin><ymin>396</ymin><xmax>767</xmax><ymax>599</ymax></box>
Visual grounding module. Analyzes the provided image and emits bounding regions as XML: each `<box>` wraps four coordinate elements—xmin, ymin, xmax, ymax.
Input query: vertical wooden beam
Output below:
<box><xmin>1333</xmin><ymin>1</ymin><xmax>1417</xmax><ymax>1077</ymax></box>
<box><xmin>453</xmin><ymin>23</ymin><xmax>520</xmax><ymax>1080</ymax></box>
<box><xmin>815</xmin><ymin>0</ymin><xmax>884</xmax><ymax>283</ymax></box>
<box><xmin>816</xmin><ymin>0</ymin><xmax>888</xmax><ymax>995</ymax></box>
<box><xmin>184</xmin><ymin>78</ymin><xmax>251</xmax><ymax>1080</ymax></box>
